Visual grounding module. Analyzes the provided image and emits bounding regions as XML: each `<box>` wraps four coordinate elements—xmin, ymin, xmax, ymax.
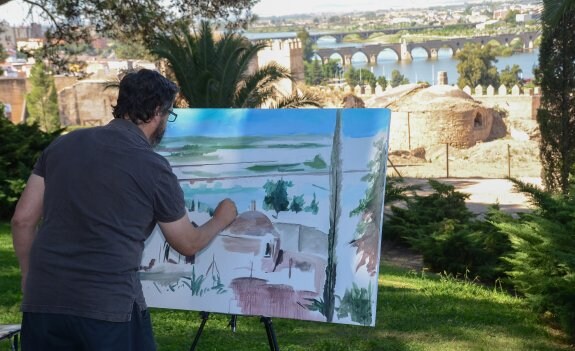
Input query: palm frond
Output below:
<box><xmin>542</xmin><ymin>0</ymin><xmax>575</xmax><ymax>27</ymax></box>
<box><xmin>149</xmin><ymin>20</ymin><xmax>317</xmax><ymax>109</ymax></box>
<box><xmin>269</xmin><ymin>90</ymin><xmax>324</xmax><ymax>109</ymax></box>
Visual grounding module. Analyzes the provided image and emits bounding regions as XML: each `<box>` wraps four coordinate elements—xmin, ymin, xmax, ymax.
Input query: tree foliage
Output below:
<box><xmin>349</xmin><ymin>137</ymin><xmax>388</xmax><ymax>276</ymax></box>
<box><xmin>385</xmin><ymin>180</ymin><xmax>512</xmax><ymax>282</ymax></box>
<box><xmin>263</xmin><ymin>179</ymin><xmax>292</xmax><ymax>218</ymax></box>
<box><xmin>26</xmin><ymin>60</ymin><xmax>60</xmax><ymax>133</ymax></box>
<box><xmin>376</xmin><ymin>76</ymin><xmax>388</xmax><ymax>90</ymax></box>
<box><xmin>5</xmin><ymin>0</ymin><xmax>257</xmax><ymax>44</ymax></box>
<box><xmin>0</xmin><ymin>109</ymin><xmax>61</xmax><ymax>220</ymax></box>
<box><xmin>494</xmin><ymin>179</ymin><xmax>575</xmax><ymax>342</ymax></box>
<box><xmin>304</xmin><ymin>59</ymin><xmax>342</xmax><ymax>86</ymax></box>
<box><xmin>344</xmin><ymin>67</ymin><xmax>376</xmax><ymax>89</ymax></box>
<box><xmin>456</xmin><ymin>43</ymin><xmax>500</xmax><ymax>89</ymax></box>
<box><xmin>304</xmin><ymin>193</ymin><xmax>319</xmax><ymax>214</ymax></box>
<box><xmin>390</xmin><ymin>69</ymin><xmax>409</xmax><ymax>87</ymax></box>
<box><xmin>289</xmin><ymin>194</ymin><xmax>305</xmax><ymax>213</ymax></box>
<box><xmin>323</xmin><ymin>110</ymin><xmax>343</xmax><ymax>322</ymax></box>
<box><xmin>297</xmin><ymin>28</ymin><xmax>315</xmax><ymax>62</ymax></box>
<box><xmin>499</xmin><ymin>64</ymin><xmax>524</xmax><ymax>91</ymax></box>
<box><xmin>536</xmin><ymin>0</ymin><xmax>575</xmax><ymax>195</ymax></box>
<box><xmin>151</xmin><ymin>21</ymin><xmax>322</xmax><ymax>108</ymax></box>
<box><xmin>0</xmin><ymin>42</ymin><xmax>7</xmax><ymax>75</ymax></box>
<box><xmin>6</xmin><ymin>0</ymin><xmax>258</xmax><ymax>71</ymax></box>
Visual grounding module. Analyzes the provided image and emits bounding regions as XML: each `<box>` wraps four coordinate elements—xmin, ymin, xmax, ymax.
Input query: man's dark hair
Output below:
<box><xmin>112</xmin><ymin>69</ymin><xmax>179</xmax><ymax>124</ymax></box>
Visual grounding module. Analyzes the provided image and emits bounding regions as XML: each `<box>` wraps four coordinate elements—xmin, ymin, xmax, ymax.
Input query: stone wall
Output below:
<box><xmin>0</xmin><ymin>77</ymin><xmax>27</xmax><ymax>123</ymax></box>
<box><xmin>253</xmin><ymin>39</ymin><xmax>304</xmax><ymax>96</ymax></box>
<box><xmin>389</xmin><ymin>106</ymin><xmax>493</xmax><ymax>150</ymax></box>
<box><xmin>58</xmin><ymin>80</ymin><xmax>118</xmax><ymax>126</ymax></box>
<box><xmin>462</xmin><ymin>84</ymin><xmax>541</xmax><ymax>120</ymax></box>
<box><xmin>0</xmin><ymin>75</ymin><xmax>79</xmax><ymax>124</ymax></box>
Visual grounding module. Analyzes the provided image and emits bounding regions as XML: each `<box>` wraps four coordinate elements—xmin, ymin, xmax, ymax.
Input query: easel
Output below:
<box><xmin>189</xmin><ymin>312</ymin><xmax>280</xmax><ymax>351</ymax></box>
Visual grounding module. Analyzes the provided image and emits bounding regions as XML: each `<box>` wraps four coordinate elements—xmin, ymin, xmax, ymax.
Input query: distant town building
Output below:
<box><xmin>493</xmin><ymin>9</ymin><xmax>510</xmax><ymax>20</ymax></box>
<box><xmin>16</xmin><ymin>38</ymin><xmax>44</xmax><ymax>52</ymax></box>
<box><xmin>516</xmin><ymin>13</ymin><xmax>534</xmax><ymax>22</ymax></box>
<box><xmin>476</xmin><ymin>20</ymin><xmax>501</xmax><ymax>30</ymax></box>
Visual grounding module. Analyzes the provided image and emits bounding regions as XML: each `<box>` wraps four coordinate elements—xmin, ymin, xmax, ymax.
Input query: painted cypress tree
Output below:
<box><xmin>26</xmin><ymin>60</ymin><xmax>60</xmax><ymax>133</ymax></box>
<box><xmin>349</xmin><ymin>137</ymin><xmax>388</xmax><ymax>276</ymax></box>
<box><xmin>537</xmin><ymin>0</ymin><xmax>575</xmax><ymax>195</ymax></box>
<box><xmin>323</xmin><ymin>109</ymin><xmax>342</xmax><ymax>322</ymax></box>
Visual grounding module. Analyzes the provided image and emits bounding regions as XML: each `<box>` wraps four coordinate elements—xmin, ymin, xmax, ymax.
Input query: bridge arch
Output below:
<box><xmin>350</xmin><ymin>51</ymin><xmax>369</xmax><ymax>64</ymax></box>
<box><xmin>313</xmin><ymin>31</ymin><xmax>539</xmax><ymax>63</ymax></box>
<box><xmin>315</xmin><ymin>35</ymin><xmax>339</xmax><ymax>43</ymax></box>
<box><xmin>375</xmin><ymin>48</ymin><xmax>400</xmax><ymax>62</ymax></box>
<box><xmin>522</xmin><ymin>32</ymin><xmax>542</xmax><ymax>49</ymax></box>
<box><xmin>437</xmin><ymin>47</ymin><xmax>455</xmax><ymax>57</ymax></box>
<box><xmin>408</xmin><ymin>45</ymin><xmax>432</xmax><ymax>59</ymax></box>
<box><xmin>322</xmin><ymin>53</ymin><xmax>344</xmax><ymax>65</ymax></box>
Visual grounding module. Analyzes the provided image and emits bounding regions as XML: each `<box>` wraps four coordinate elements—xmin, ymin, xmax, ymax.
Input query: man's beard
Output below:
<box><xmin>150</xmin><ymin>120</ymin><xmax>167</xmax><ymax>147</ymax></box>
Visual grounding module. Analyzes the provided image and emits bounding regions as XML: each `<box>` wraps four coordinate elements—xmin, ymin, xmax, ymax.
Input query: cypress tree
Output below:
<box><xmin>26</xmin><ymin>60</ymin><xmax>60</xmax><ymax>133</ymax></box>
<box><xmin>537</xmin><ymin>0</ymin><xmax>575</xmax><ymax>195</ymax></box>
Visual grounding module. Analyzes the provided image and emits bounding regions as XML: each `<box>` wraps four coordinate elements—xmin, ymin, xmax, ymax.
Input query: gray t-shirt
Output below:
<box><xmin>22</xmin><ymin>118</ymin><xmax>186</xmax><ymax>322</ymax></box>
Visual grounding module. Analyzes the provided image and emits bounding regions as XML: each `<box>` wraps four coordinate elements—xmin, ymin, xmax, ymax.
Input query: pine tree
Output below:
<box><xmin>26</xmin><ymin>60</ymin><xmax>60</xmax><ymax>132</ymax></box>
<box><xmin>494</xmin><ymin>179</ymin><xmax>575</xmax><ymax>341</ymax></box>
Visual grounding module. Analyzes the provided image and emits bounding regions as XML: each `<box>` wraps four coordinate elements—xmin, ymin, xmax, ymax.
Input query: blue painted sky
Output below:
<box><xmin>165</xmin><ymin>108</ymin><xmax>390</xmax><ymax>139</ymax></box>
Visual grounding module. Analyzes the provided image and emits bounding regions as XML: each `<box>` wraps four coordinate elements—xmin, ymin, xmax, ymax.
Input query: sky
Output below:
<box><xmin>164</xmin><ymin>109</ymin><xmax>391</xmax><ymax>138</ymax></box>
<box><xmin>252</xmin><ymin>0</ymin><xmax>464</xmax><ymax>17</ymax></box>
<box><xmin>0</xmin><ymin>0</ymin><xmax>466</xmax><ymax>25</ymax></box>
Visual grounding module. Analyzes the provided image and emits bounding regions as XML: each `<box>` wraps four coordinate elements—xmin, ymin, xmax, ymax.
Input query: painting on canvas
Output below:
<box><xmin>139</xmin><ymin>108</ymin><xmax>391</xmax><ymax>326</ymax></box>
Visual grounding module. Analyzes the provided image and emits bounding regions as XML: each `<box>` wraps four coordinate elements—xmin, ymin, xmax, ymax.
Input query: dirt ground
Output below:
<box><xmin>386</xmin><ymin>134</ymin><xmax>542</xmax><ymax>213</ymax></box>
<box><xmin>381</xmin><ymin>135</ymin><xmax>543</xmax><ymax>270</ymax></box>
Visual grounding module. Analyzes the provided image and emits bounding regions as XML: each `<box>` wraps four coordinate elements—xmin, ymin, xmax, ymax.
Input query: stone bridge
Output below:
<box><xmin>249</xmin><ymin>25</ymin><xmax>447</xmax><ymax>44</ymax></box>
<box><xmin>314</xmin><ymin>31</ymin><xmax>541</xmax><ymax>64</ymax></box>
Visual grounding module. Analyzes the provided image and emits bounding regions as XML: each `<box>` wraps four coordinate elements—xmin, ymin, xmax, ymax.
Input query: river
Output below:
<box><xmin>245</xmin><ymin>32</ymin><xmax>539</xmax><ymax>85</ymax></box>
<box><xmin>337</xmin><ymin>46</ymin><xmax>539</xmax><ymax>85</ymax></box>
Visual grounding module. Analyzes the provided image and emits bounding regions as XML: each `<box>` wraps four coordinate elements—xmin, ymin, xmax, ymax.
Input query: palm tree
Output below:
<box><xmin>150</xmin><ymin>21</ymin><xmax>322</xmax><ymax>108</ymax></box>
<box><xmin>541</xmin><ymin>0</ymin><xmax>575</xmax><ymax>26</ymax></box>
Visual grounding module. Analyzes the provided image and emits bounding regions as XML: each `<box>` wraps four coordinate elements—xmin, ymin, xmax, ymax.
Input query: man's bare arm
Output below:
<box><xmin>11</xmin><ymin>174</ymin><xmax>45</xmax><ymax>292</ymax></box>
<box><xmin>159</xmin><ymin>198</ymin><xmax>237</xmax><ymax>256</ymax></box>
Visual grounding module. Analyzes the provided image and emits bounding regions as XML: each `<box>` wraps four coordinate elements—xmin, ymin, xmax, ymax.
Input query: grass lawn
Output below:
<box><xmin>0</xmin><ymin>222</ymin><xmax>570</xmax><ymax>350</ymax></box>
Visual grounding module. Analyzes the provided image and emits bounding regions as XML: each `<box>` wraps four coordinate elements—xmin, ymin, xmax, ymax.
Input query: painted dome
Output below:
<box><xmin>227</xmin><ymin>211</ymin><xmax>277</xmax><ymax>237</ymax></box>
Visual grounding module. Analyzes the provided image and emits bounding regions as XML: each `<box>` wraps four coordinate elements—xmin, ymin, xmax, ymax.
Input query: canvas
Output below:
<box><xmin>139</xmin><ymin>108</ymin><xmax>391</xmax><ymax>326</ymax></box>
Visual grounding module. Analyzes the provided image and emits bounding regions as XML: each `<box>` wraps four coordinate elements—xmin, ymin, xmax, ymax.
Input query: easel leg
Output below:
<box><xmin>189</xmin><ymin>311</ymin><xmax>210</xmax><ymax>351</ymax></box>
<box><xmin>260</xmin><ymin>317</ymin><xmax>280</xmax><ymax>351</ymax></box>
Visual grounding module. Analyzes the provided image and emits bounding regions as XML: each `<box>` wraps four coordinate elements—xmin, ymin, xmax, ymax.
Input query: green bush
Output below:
<box><xmin>0</xmin><ymin>113</ymin><xmax>61</xmax><ymax>220</ymax></box>
<box><xmin>411</xmin><ymin>207</ymin><xmax>513</xmax><ymax>282</ymax></box>
<box><xmin>494</xmin><ymin>179</ymin><xmax>575</xmax><ymax>342</ymax></box>
<box><xmin>386</xmin><ymin>180</ymin><xmax>513</xmax><ymax>282</ymax></box>
<box><xmin>385</xmin><ymin>179</ymin><xmax>474</xmax><ymax>244</ymax></box>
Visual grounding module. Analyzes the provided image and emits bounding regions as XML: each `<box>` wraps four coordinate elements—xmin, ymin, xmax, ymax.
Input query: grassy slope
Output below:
<box><xmin>0</xmin><ymin>222</ymin><xmax>569</xmax><ymax>350</ymax></box>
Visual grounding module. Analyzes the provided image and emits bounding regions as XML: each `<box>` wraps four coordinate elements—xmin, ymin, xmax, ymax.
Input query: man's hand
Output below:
<box><xmin>160</xmin><ymin>198</ymin><xmax>238</xmax><ymax>256</ymax></box>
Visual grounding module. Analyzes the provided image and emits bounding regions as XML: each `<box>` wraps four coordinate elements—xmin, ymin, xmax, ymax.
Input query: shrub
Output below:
<box><xmin>0</xmin><ymin>114</ymin><xmax>61</xmax><ymax>219</ymax></box>
<box><xmin>386</xmin><ymin>180</ymin><xmax>513</xmax><ymax>282</ymax></box>
<box><xmin>494</xmin><ymin>179</ymin><xmax>575</xmax><ymax>342</ymax></box>
<box><xmin>385</xmin><ymin>179</ymin><xmax>474</xmax><ymax>244</ymax></box>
